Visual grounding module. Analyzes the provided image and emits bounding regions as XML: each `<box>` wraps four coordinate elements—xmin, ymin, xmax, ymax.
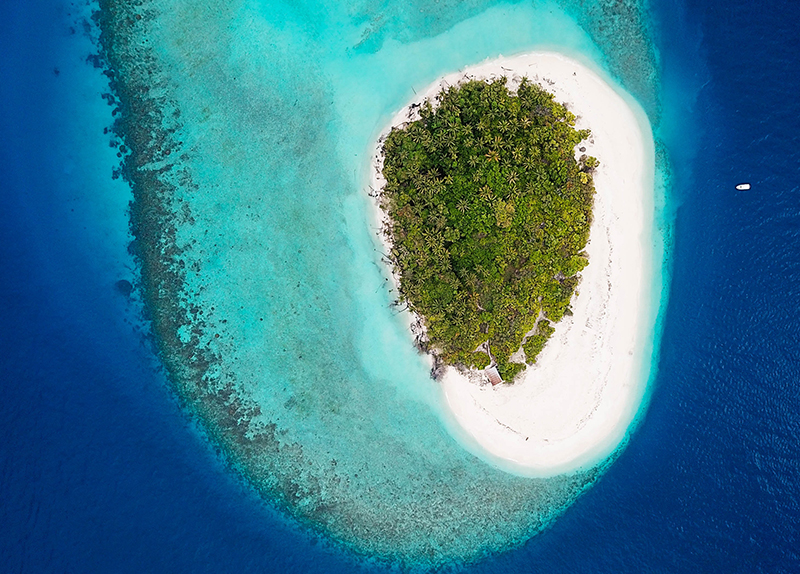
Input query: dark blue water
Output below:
<box><xmin>2</xmin><ymin>0</ymin><xmax>799</xmax><ymax>572</ymax></box>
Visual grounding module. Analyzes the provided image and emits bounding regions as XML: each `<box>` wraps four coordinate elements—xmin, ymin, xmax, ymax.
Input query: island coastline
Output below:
<box><xmin>368</xmin><ymin>51</ymin><xmax>656</xmax><ymax>477</ymax></box>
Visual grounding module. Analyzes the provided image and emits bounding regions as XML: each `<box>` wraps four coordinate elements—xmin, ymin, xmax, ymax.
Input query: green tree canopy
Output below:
<box><xmin>381</xmin><ymin>77</ymin><xmax>596</xmax><ymax>381</ymax></box>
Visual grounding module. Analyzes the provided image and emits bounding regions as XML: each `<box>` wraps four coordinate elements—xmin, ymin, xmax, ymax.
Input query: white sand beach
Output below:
<box><xmin>370</xmin><ymin>52</ymin><xmax>655</xmax><ymax>476</ymax></box>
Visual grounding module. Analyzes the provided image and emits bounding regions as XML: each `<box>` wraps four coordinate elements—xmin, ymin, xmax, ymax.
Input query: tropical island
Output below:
<box><xmin>379</xmin><ymin>77</ymin><xmax>597</xmax><ymax>382</ymax></box>
<box><xmin>370</xmin><ymin>53</ymin><xmax>656</xmax><ymax>476</ymax></box>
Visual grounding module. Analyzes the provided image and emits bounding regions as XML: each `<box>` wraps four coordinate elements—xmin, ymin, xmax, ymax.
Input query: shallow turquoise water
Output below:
<box><xmin>98</xmin><ymin>0</ymin><xmax>667</xmax><ymax>566</ymax></box>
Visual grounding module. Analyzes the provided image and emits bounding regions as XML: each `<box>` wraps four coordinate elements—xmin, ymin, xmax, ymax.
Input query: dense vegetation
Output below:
<box><xmin>380</xmin><ymin>77</ymin><xmax>597</xmax><ymax>381</ymax></box>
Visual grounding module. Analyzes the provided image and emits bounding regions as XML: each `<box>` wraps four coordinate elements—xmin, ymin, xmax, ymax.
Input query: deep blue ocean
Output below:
<box><xmin>2</xmin><ymin>0</ymin><xmax>799</xmax><ymax>571</ymax></box>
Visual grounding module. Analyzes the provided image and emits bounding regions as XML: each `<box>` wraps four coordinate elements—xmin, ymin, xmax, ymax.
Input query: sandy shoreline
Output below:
<box><xmin>369</xmin><ymin>52</ymin><xmax>655</xmax><ymax>477</ymax></box>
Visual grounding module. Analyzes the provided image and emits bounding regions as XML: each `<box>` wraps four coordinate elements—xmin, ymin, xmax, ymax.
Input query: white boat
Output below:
<box><xmin>736</xmin><ymin>183</ymin><xmax>751</xmax><ymax>190</ymax></box>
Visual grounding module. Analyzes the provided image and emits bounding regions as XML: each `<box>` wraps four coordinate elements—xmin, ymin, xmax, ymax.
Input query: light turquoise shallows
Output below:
<box><xmin>110</xmin><ymin>0</ymin><xmax>663</xmax><ymax>565</ymax></box>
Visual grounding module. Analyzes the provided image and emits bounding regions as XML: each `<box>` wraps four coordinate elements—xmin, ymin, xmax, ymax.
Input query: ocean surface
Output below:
<box><xmin>1</xmin><ymin>0</ymin><xmax>799</xmax><ymax>571</ymax></box>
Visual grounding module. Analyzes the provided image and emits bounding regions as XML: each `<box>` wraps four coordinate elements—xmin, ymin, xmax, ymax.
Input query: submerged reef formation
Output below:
<box><xmin>380</xmin><ymin>78</ymin><xmax>596</xmax><ymax>381</ymax></box>
<box><xmin>94</xmin><ymin>0</ymin><xmax>660</xmax><ymax>567</ymax></box>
